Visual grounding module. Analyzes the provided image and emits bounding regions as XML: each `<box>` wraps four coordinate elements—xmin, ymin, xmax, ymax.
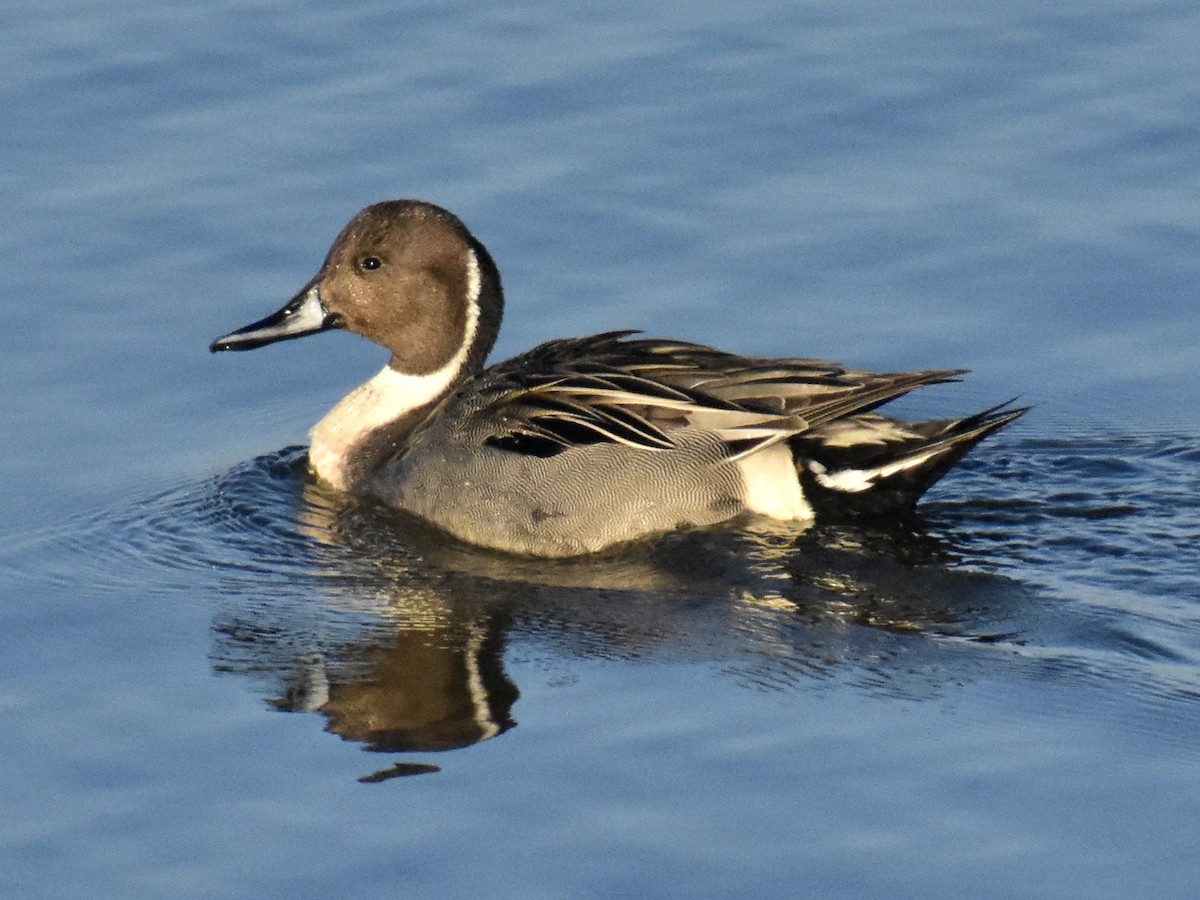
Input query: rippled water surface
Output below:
<box><xmin>3</xmin><ymin>1</ymin><xmax>1199</xmax><ymax>898</ymax></box>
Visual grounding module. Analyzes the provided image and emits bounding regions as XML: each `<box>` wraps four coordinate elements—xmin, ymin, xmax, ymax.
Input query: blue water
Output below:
<box><xmin>3</xmin><ymin>2</ymin><xmax>1199</xmax><ymax>897</ymax></box>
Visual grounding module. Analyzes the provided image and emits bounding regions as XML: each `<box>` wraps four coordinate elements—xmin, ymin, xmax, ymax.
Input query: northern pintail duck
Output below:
<box><xmin>212</xmin><ymin>200</ymin><xmax>1024</xmax><ymax>556</ymax></box>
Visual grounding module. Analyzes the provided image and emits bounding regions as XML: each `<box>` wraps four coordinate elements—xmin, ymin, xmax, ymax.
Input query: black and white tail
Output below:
<box><xmin>793</xmin><ymin>402</ymin><xmax>1027</xmax><ymax>520</ymax></box>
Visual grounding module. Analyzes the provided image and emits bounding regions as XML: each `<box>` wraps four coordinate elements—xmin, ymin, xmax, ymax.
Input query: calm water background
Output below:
<box><xmin>3</xmin><ymin>1</ymin><xmax>1199</xmax><ymax>897</ymax></box>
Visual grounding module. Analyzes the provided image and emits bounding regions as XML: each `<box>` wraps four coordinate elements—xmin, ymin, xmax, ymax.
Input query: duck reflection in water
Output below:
<box><xmin>266</xmin><ymin>616</ymin><xmax>517</xmax><ymax>783</ymax></box>
<box><xmin>209</xmin><ymin>453</ymin><xmax>1024</xmax><ymax>782</ymax></box>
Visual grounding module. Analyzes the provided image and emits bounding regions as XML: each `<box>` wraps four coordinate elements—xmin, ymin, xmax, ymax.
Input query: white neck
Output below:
<box><xmin>308</xmin><ymin>249</ymin><xmax>482</xmax><ymax>491</ymax></box>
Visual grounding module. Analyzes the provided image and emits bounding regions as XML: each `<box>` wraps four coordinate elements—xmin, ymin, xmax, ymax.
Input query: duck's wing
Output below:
<box><xmin>477</xmin><ymin>332</ymin><xmax>964</xmax><ymax>460</ymax></box>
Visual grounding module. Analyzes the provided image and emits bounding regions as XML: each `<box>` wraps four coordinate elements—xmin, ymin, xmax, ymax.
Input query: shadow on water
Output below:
<box><xmin>12</xmin><ymin>433</ymin><xmax>1198</xmax><ymax>781</ymax></box>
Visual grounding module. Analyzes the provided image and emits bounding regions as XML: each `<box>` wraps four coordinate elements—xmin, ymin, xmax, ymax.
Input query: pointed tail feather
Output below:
<box><xmin>795</xmin><ymin>402</ymin><xmax>1028</xmax><ymax>520</ymax></box>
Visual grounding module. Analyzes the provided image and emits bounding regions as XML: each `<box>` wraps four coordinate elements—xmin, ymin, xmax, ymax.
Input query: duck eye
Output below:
<box><xmin>360</xmin><ymin>256</ymin><xmax>382</xmax><ymax>271</ymax></box>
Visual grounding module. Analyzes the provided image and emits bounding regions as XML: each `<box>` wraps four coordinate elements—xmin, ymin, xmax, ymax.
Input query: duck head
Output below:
<box><xmin>210</xmin><ymin>200</ymin><xmax>504</xmax><ymax>379</ymax></box>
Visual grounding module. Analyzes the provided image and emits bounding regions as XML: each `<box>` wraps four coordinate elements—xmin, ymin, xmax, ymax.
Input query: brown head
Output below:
<box><xmin>211</xmin><ymin>200</ymin><xmax>504</xmax><ymax>380</ymax></box>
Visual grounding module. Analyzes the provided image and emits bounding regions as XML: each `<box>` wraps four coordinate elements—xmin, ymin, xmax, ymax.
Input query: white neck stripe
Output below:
<box><xmin>307</xmin><ymin>247</ymin><xmax>482</xmax><ymax>490</ymax></box>
<box><xmin>376</xmin><ymin>245</ymin><xmax>480</xmax><ymax>408</ymax></box>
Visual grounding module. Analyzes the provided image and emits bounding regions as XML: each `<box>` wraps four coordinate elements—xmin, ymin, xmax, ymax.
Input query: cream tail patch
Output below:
<box><xmin>735</xmin><ymin>443</ymin><xmax>814</xmax><ymax>521</ymax></box>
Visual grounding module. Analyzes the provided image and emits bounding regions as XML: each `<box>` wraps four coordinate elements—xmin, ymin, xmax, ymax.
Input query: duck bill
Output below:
<box><xmin>209</xmin><ymin>283</ymin><xmax>339</xmax><ymax>352</ymax></box>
